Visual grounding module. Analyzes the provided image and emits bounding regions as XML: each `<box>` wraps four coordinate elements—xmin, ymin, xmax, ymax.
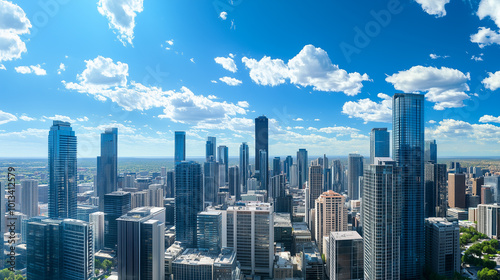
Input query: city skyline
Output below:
<box><xmin>1</xmin><ymin>1</ymin><xmax>500</xmax><ymax>158</ymax></box>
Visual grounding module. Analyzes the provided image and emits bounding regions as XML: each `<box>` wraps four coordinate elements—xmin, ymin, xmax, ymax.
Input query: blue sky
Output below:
<box><xmin>1</xmin><ymin>0</ymin><xmax>500</xmax><ymax>158</ymax></box>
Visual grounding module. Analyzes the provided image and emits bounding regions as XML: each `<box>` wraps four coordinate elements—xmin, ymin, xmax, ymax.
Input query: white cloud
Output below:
<box><xmin>415</xmin><ymin>0</ymin><xmax>450</xmax><ymax>17</ymax></box>
<box><xmin>242</xmin><ymin>44</ymin><xmax>370</xmax><ymax>96</ymax></box>
<box><xmin>190</xmin><ymin>58</ymin><xmax>195</xmax><ymax>63</ymax></box>
<box><xmin>477</xmin><ymin>0</ymin><xmax>500</xmax><ymax>28</ymax></box>
<box><xmin>309</xmin><ymin>126</ymin><xmax>360</xmax><ymax>135</ymax></box>
<box><xmin>0</xmin><ymin>0</ymin><xmax>31</xmax><ymax>62</ymax></box>
<box><xmin>426</xmin><ymin>119</ymin><xmax>500</xmax><ymax>145</ymax></box>
<box><xmin>97</xmin><ymin>0</ymin><xmax>144</xmax><ymax>46</ymax></box>
<box><xmin>428</xmin><ymin>120</ymin><xmax>436</xmax><ymax>124</ymax></box>
<box><xmin>211</xmin><ymin>80</ymin><xmax>218</xmax><ymax>84</ymax></box>
<box><xmin>430</xmin><ymin>53</ymin><xmax>449</xmax><ymax>59</ymax></box>
<box><xmin>19</xmin><ymin>115</ymin><xmax>35</xmax><ymax>121</ymax></box>
<box><xmin>479</xmin><ymin>115</ymin><xmax>500</xmax><ymax>123</ymax></box>
<box><xmin>0</xmin><ymin>128</ymin><xmax>46</xmax><ymax>138</ymax></box>
<box><xmin>237</xmin><ymin>101</ymin><xmax>249</xmax><ymax>108</ymax></box>
<box><xmin>386</xmin><ymin>66</ymin><xmax>470</xmax><ymax>110</ymax></box>
<box><xmin>482</xmin><ymin>71</ymin><xmax>500</xmax><ymax>91</ymax></box>
<box><xmin>215</xmin><ymin>56</ymin><xmax>237</xmax><ymax>73</ymax></box>
<box><xmin>294</xmin><ymin>126</ymin><xmax>304</xmax><ymax>129</ymax></box>
<box><xmin>342</xmin><ymin>93</ymin><xmax>392</xmax><ymax>123</ymax></box>
<box><xmin>0</xmin><ymin>64</ymin><xmax>5</xmax><ymax>70</ymax></box>
<box><xmin>42</xmin><ymin>115</ymin><xmax>75</xmax><ymax>123</ymax></box>
<box><xmin>208</xmin><ymin>95</ymin><xmax>217</xmax><ymax>99</ymax></box>
<box><xmin>314</xmin><ymin>119</ymin><xmax>320</xmax><ymax>121</ymax></box>
<box><xmin>470</xmin><ymin>27</ymin><xmax>500</xmax><ymax>47</ymax></box>
<box><xmin>77</xmin><ymin>116</ymin><xmax>89</xmax><ymax>122</ymax></box>
<box><xmin>219</xmin><ymin>11</ymin><xmax>227</xmax><ymax>20</ymax></box>
<box><xmin>219</xmin><ymin>76</ymin><xmax>242</xmax><ymax>86</ymax></box>
<box><xmin>0</xmin><ymin>110</ymin><xmax>17</xmax><ymax>124</ymax></box>
<box><xmin>471</xmin><ymin>54</ymin><xmax>484</xmax><ymax>61</ymax></box>
<box><xmin>166</xmin><ymin>39</ymin><xmax>174</xmax><ymax>46</ymax></box>
<box><xmin>64</xmin><ymin>56</ymin><xmax>249</xmax><ymax>124</ymax></box>
<box><xmin>293</xmin><ymin>118</ymin><xmax>303</xmax><ymax>121</ymax></box>
<box><xmin>58</xmin><ymin>63</ymin><xmax>66</xmax><ymax>74</ymax></box>
<box><xmin>14</xmin><ymin>64</ymin><xmax>47</xmax><ymax>75</ymax></box>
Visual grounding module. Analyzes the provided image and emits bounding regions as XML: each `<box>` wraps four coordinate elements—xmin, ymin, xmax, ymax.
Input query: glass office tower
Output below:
<box><xmin>370</xmin><ymin>128</ymin><xmax>390</xmax><ymax>164</ymax></box>
<box><xmin>97</xmin><ymin>127</ymin><xmax>118</xmax><ymax>211</ymax></box>
<box><xmin>393</xmin><ymin>93</ymin><xmax>424</xmax><ymax>280</ymax></box>
<box><xmin>206</xmin><ymin>136</ymin><xmax>216</xmax><ymax>162</ymax></box>
<box><xmin>240</xmin><ymin>142</ymin><xmax>249</xmax><ymax>194</ymax></box>
<box><xmin>424</xmin><ymin>140</ymin><xmax>437</xmax><ymax>163</ymax></box>
<box><xmin>255</xmin><ymin>116</ymin><xmax>269</xmax><ymax>177</ymax></box>
<box><xmin>175</xmin><ymin>131</ymin><xmax>186</xmax><ymax>164</ymax></box>
<box><xmin>48</xmin><ymin>121</ymin><xmax>77</xmax><ymax>219</ymax></box>
<box><xmin>297</xmin><ymin>149</ymin><xmax>308</xmax><ymax>189</ymax></box>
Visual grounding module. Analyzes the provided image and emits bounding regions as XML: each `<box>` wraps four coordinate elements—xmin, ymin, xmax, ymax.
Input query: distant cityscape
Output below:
<box><xmin>1</xmin><ymin>93</ymin><xmax>499</xmax><ymax>280</ymax></box>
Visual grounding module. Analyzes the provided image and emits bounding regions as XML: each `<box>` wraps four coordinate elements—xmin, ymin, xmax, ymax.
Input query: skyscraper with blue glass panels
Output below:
<box><xmin>393</xmin><ymin>93</ymin><xmax>424</xmax><ymax>280</ymax></box>
<box><xmin>370</xmin><ymin>128</ymin><xmax>390</xmax><ymax>164</ymax></box>
<box><xmin>97</xmin><ymin>127</ymin><xmax>118</xmax><ymax>211</ymax></box>
<box><xmin>175</xmin><ymin>131</ymin><xmax>186</xmax><ymax>164</ymax></box>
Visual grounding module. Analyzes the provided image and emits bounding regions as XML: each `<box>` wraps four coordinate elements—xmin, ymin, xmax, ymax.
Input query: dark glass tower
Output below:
<box><xmin>259</xmin><ymin>150</ymin><xmax>268</xmax><ymax>193</ymax></box>
<box><xmin>393</xmin><ymin>93</ymin><xmax>424</xmax><ymax>279</ymax></box>
<box><xmin>273</xmin><ymin>157</ymin><xmax>281</xmax><ymax>176</ymax></box>
<box><xmin>206</xmin><ymin>136</ymin><xmax>216</xmax><ymax>162</ymax></box>
<box><xmin>104</xmin><ymin>191</ymin><xmax>131</xmax><ymax>250</ymax></box>
<box><xmin>175</xmin><ymin>161</ymin><xmax>203</xmax><ymax>248</ymax></box>
<box><xmin>218</xmin><ymin>145</ymin><xmax>229</xmax><ymax>183</ymax></box>
<box><xmin>370</xmin><ymin>128</ymin><xmax>390</xmax><ymax>164</ymax></box>
<box><xmin>284</xmin><ymin>156</ymin><xmax>293</xmax><ymax>181</ymax></box>
<box><xmin>175</xmin><ymin>131</ymin><xmax>186</xmax><ymax>164</ymax></box>
<box><xmin>240</xmin><ymin>142</ymin><xmax>249</xmax><ymax>194</ymax></box>
<box><xmin>97</xmin><ymin>127</ymin><xmax>118</xmax><ymax>211</ymax></box>
<box><xmin>348</xmin><ymin>153</ymin><xmax>364</xmax><ymax>200</ymax></box>
<box><xmin>297</xmin><ymin>149</ymin><xmax>308</xmax><ymax>189</ymax></box>
<box><xmin>48</xmin><ymin>121</ymin><xmax>77</xmax><ymax>219</ymax></box>
<box><xmin>254</xmin><ymin>116</ymin><xmax>268</xmax><ymax>177</ymax></box>
<box><xmin>424</xmin><ymin>140</ymin><xmax>437</xmax><ymax>163</ymax></box>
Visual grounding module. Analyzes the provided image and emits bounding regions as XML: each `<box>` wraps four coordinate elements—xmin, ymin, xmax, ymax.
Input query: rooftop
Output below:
<box><xmin>274</xmin><ymin>213</ymin><xmax>292</xmax><ymax>227</ymax></box>
<box><xmin>173</xmin><ymin>249</ymin><xmax>217</xmax><ymax>266</ymax></box>
<box><xmin>330</xmin><ymin>231</ymin><xmax>363</xmax><ymax>241</ymax></box>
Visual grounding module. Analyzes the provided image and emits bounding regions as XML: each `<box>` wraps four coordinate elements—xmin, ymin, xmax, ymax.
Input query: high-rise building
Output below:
<box><xmin>204</xmin><ymin>161</ymin><xmax>219</xmax><ymax>205</ymax></box>
<box><xmin>273</xmin><ymin>157</ymin><xmax>281</xmax><ymax>176</ymax></box>
<box><xmin>104</xmin><ymin>191</ymin><xmax>131</xmax><ymax>250</ymax></box>
<box><xmin>289</xmin><ymin>163</ymin><xmax>298</xmax><ymax>188</ymax></box>
<box><xmin>175</xmin><ymin>131</ymin><xmax>186</xmax><ymax>164</ymax></box>
<box><xmin>21</xmin><ymin>179</ymin><xmax>38</xmax><ymax>217</ymax></box>
<box><xmin>90</xmin><ymin>211</ymin><xmax>104</xmax><ymax>252</ymax></box>
<box><xmin>363</xmin><ymin>158</ymin><xmax>401</xmax><ymax>280</ymax></box>
<box><xmin>259</xmin><ymin>149</ymin><xmax>268</xmax><ymax>193</ymax></box>
<box><xmin>424</xmin><ymin>140</ymin><xmax>437</xmax><ymax>163</ymax></box>
<box><xmin>307</xmin><ymin>164</ymin><xmax>323</xmax><ymax>222</ymax></box>
<box><xmin>424</xmin><ymin>163</ymin><xmax>448</xmax><ymax>218</ymax></box>
<box><xmin>223</xmin><ymin>202</ymin><xmax>274</xmax><ymax>277</ymax></box>
<box><xmin>255</xmin><ymin>116</ymin><xmax>269</xmax><ymax>178</ymax></box>
<box><xmin>348</xmin><ymin>153</ymin><xmax>364</xmax><ymax>200</ymax></box>
<box><xmin>166</xmin><ymin>170</ymin><xmax>175</xmax><ymax>198</ymax></box>
<box><xmin>206</xmin><ymin>136</ymin><xmax>216</xmax><ymax>162</ymax></box>
<box><xmin>175</xmin><ymin>161</ymin><xmax>203</xmax><ymax>248</ymax></box>
<box><xmin>329</xmin><ymin>231</ymin><xmax>364</xmax><ymax>280</ymax></box>
<box><xmin>424</xmin><ymin>218</ymin><xmax>460</xmax><ymax>278</ymax></box>
<box><xmin>218</xmin><ymin>145</ymin><xmax>229</xmax><ymax>183</ymax></box>
<box><xmin>228</xmin><ymin>166</ymin><xmax>240</xmax><ymax>200</ymax></box>
<box><xmin>117</xmin><ymin>207</ymin><xmax>165</xmax><ymax>280</ymax></box>
<box><xmin>27</xmin><ymin>218</ymin><xmax>94</xmax><ymax>280</ymax></box>
<box><xmin>284</xmin><ymin>156</ymin><xmax>293</xmax><ymax>182</ymax></box>
<box><xmin>314</xmin><ymin>190</ymin><xmax>347</xmax><ymax>254</ymax></box>
<box><xmin>477</xmin><ymin>204</ymin><xmax>500</xmax><ymax>238</ymax></box>
<box><xmin>197</xmin><ymin>211</ymin><xmax>222</xmax><ymax>253</ymax></box>
<box><xmin>97</xmin><ymin>128</ymin><xmax>118</xmax><ymax>211</ymax></box>
<box><xmin>297</xmin><ymin>149</ymin><xmax>308</xmax><ymax>189</ymax></box>
<box><xmin>370</xmin><ymin>128</ymin><xmax>390</xmax><ymax>164</ymax></box>
<box><xmin>393</xmin><ymin>93</ymin><xmax>424</xmax><ymax>279</ymax></box>
<box><xmin>448</xmin><ymin>173</ymin><xmax>466</xmax><ymax>209</ymax></box>
<box><xmin>48</xmin><ymin>121</ymin><xmax>77</xmax><ymax>219</ymax></box>
<box><xmin>332</xmin><ymin>160</ymin><xmax>344</xmax><ymax>193</ymax></box>
<box><xmin>0</xmin><ymin>182</ymin><xmax>3</xmax><ymax>243</ymax></box>
<box><xmin>485</xmin><ymin>175</ymin><xmax>500</xmax><ymax>202</ymax></box>
<box><xmin>472</xmin><ymin>177</ymin><xmax>484</xmax><ymax>197</ymax></box>
<box><xmin>240</xmin><ymin>142</ymin><xmax>250</xmax><ymax>194</ymax></box>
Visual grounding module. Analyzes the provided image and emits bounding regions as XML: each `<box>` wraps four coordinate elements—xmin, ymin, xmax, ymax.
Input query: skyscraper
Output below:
<box><xmin>332</xmin><ymin>160</ymin><xmax>344</xmax><ymax>193</ymax></box>
<box><xmin>104</xmin><ymin>191</ymin><xmax>131</xmax><ymax>250</ymax></box>
<box><xmin>424</xmin><ymin>218</ymin><xmax>460</xmax><ymax>278</ymax></box>
<box><xmin>314</xmin><ymin>190</ymin><xmax>347</xmax><ymax>254</ymax></box>
<box><xmin>348</xmin><ymin>153</ymin><xmax>363</xmax><ymax>200</ymax></box>
<box><xmin>329</xmin><ymin>231</ymin><xmax>364</xmax><ymax>280</ymax></box>
<box><xmin>218</xmin><ymin>145</ymin><xmax>229</xmax><ymax>183</ymax></box>
<box><xmin>259</xmin><ymin>149</ymin><xmax>268</xmax><ymax>193</ymax></box>
<box><xmin>393</xmin><ymin>93</ymin><xmax>424</xmax><ymax>279</ymax></box>
<box><xmin>284</xmin><ymin>156</ymin><xmax>293</xmax><ymax>181</ymax></box>
<box><xmin>307</xmin><ymin>164</ymin><xmax>323</xmax><ymax>221</ymax></box>
<box><xmin>273</xmin><ymin>157</ymin><xmax>281</xmax><ymax>176</ymax></box>
<box><xmin>228</xmin><ymin>166</ymin><xmax>240</xmax><ymax>200</ymax></box>
<box><xmin>204</xmin><ymin>161</ymin><xmax>219</xmax><ymax>205</ymax></box>
<box><xmin>197</xmin><ymin>211</ymin><xmax>222</xmax><ymax>253</ymax></box>
<box><xmin>424</xmin><ymin>140</ymin><xmax>437</xmax><ymax>163</ymax></box>
<box><xmin>90</xmin><ymin>211</ymin><xmax>105</xmax><ymax>252</ymax></box>
<box><xmin>21</xmin><ymin>179</ymin><xmax>38</xmax><ymax>218</ymax></box>
<box><xmin>206</xmin><ymin>136</ymin><xmax>216</xmax><ymax>162</ymax></box>
<box><xmin>255</xmin><ymin>116</ymin><xmax>269</xmax><ymax>177</ymax></box>
<box><xmin>240</xmin><ymin>142</ymin><xmax>250</xmax><ymax>194</ymax></box>
<box><xmin>297</xmin><ymin>149</ymin><xmax>308</xmax><ymax>189</ymax></box>
<box><xmin>97</xmin><ymin>127</ymin><xmax>118</xmax><ymax>211</ymax></box>
<box><xmin>175</xmin><ymin>131</ymin><xmax>186</xmax><ymax>164</ymax></box>
<box><xmin>370</xmin><ymin>128</ymin><xmax>390</xmax><ymax>164</ymax></box>
<box><xmin>424</xmin><ymin>163</ymin><xmax>448</xmax><ymax>218</ymax></box>
<box><xmin>175</xmin><ymin>161</ymin><xmax>203</xmax><ymax>248</ymax></box>
<box><xmin>48</xmin><ymin>120</ymin><xmax>77</xmax><ymax>219</ymax></box>
<box><xmin>117</xmin><ymin>207</ymin><xmax>165</xmax><ymax>280</ymax></box>
<box><xmin>363</xmin><ymin>158</ymin><xmax>401</xmax><ymax>280</ymax></box>
<box><xmin>448</xmin><ymin>173</ymin><xmax>466</xmax><ymax>209</ymax></box>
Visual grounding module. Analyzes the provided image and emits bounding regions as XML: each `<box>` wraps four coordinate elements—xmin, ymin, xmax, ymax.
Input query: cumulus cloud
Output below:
<box><xmin>342</xmin><ymin>93</ymin><xmax>392</xmax><ymax>123</ymax></box>
<box><xmin>479</xmin><ymin>115</ymin><xmax>500</xmax><ymax>123</ymax></box>
<box><xmin>215</xmin><ymin>56</ymin><xmax>237</xmax><ymax>73</ymax></box>
<box><xmin>242</xmin><ymin>45</ymin><xmax>370</xmax><ymax>96</ymax></box>
<box><xmin>219</xmin><ymin>76</ymin><xmax>242</xmax><ymax>86</ymax></box>
<box><xmin>42</xmin><ymin>115</ymin><xmax>76</xmax><ymax>123</ymax></box>
<box><xmin>58</xmin><ymin>63</ymin><xmax>66</xmax><ymax>74</ymax></box>
<box><xmin>242</xmin><ymin>44</ymin><xmax>370</xmax><ymax>95</ymax></box>
<box><xmin>19</xmin><ymin>115</ymin><xmax>35</xmax><ymax>121</ymax></box>
<box><xmin>477</xmin><ymin>0</ymin><xmax>500</xmax><ymax>28</ymax></box>
<box><xmin>314</xmin><ymin>119</ymin><xmax>320</xmax><ymax>121</ymax></box>
<box><xmin>97</xmin><ymin>0</ymin><xmax>144</xmax><ymax>46</ymax></box>
<box><xmin>0</xmin><ymin>0</ymin><xmax>31</xmax><ymax>62</ymax></box>
<box><xmin>64</xmin><ymin>55</ymin><xmax>249</xmax><ymax>124</ymax></box>
<box><xmin>0</xmin><ymin>64</ymin><xmax>5</xmax><ymax>70</ymax></box>
<box><xmin>430</xmin><ymin>54</ymin><xmax>449</xmax><ymax>59</ymax></box>
<box><xmin>470</xmin><ymin>27</ymin><xmax>500</xmax><ymax>47</ymax></box>
<box><xmin>426</xmin><ymin>119</ymin><xmax>500</xmax><ymax>144</ymax></box>
<box><xmin>0</xmin><ymin>110</ymin><xmax>17</xmax><ymax>124</ymax></box>
<box><xmin>471</xmin><ymin>1</ymin><xmax>500</xmax><ymax>47</ymax></box>
<box><xmin>219</xmin><ymin>11</ymin><xmax>227</xmax><ymax>20</ymax></box>
<box><xmin>415</xmin><ymin>0</ymin><xmax>450</xmax><ymax>17</ymax></box>
<box><xmin>294</xmin><ymin>118</ymin><xmax>303</xmax><ymax>121</ymax></box>
<box><xmin>308</xmin><ymin>126</ymin><xmax>360</xmax><ymax>135</ymax></box>
<box><xmin>15</xmin><ymin>64</ymin><xmax>47</xmax><ymax>75</ymax></box>
<box><xmin>386</xmin><ymin>66</ymin><xmax>470</xmax><ymax>110</ymax></box>
<box><xmin>482</xmin><ymin>71</ymin><xmax>500</xmax><ymax>91</ymax></box>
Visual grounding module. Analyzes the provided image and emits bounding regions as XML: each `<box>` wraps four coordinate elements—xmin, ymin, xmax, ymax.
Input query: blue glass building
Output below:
<box><xmin>259</xmin><ymin>149</ymin><xmax>268</xmax><ymax>193</ymax></box>
<box><xmin>206</xmin><ymin>136</ymin><xmax>216</xmax><ymax>162</ymax></box>
<box><xmin>425</xmin><ymin>140</ymin><xmax>437</xmax><ymax>163</ymax></box>
<box><xmin>348</xmin><ymin>153</ymin><xmax>363</xmax><ymax>200</ymax></box>
<box><xmin>393</xmin><ymin>93</ymin><xmax>424</xmax><ymax>279</ymax></box>
<box><xmin>240</xmin><ymin>142</ymin><xmax>249</xmax><ymax>194</ymax></box>
<box><xmin>48</xmin><ymin>121</ymin><xmax>77</xmax><ymax>219</ymax></box>
<box><xmin>297</xmin><ymin>149</ymin><xmax>308</xmax><ymax>189</ymax></box>
<box><xmin>175</xmin><ymin>131</ymin><xmax>186</xmax><ymax>164</ymax></box>
<box><xmin>104</xmin><ymin>191</ymin><xmax>131</xmax><ymax>250</ymax></box>
<box><xmin>97</xmin><ymin>127</ymin><xmax>118</xmax><ymax>211</ymax></box>
<box><xmin>255</xmin><ymin>116</ymin><xmax>268</xmax><ymax>178</ymax></box>
<box><xmin>284</xmin><ymin>156</ymin><xmax>293</xmax><ymax>182</ymax></box>
<box><xmin>370</xmin><ymin>128</ymin><xmax>390</xmax><ymax>164</ymax></box>
<box><xmin>197</xmin><ymin>211</ymin><xmax>222</xmax><ymax>253</ymax></box>
<box><xmin>273</xmin><ymin>157</ymin><xmax>281</xmax><ymax>176</ymax></box>
<box><xmin>218</xmin><ymin>145</ymin><xmax>229</xmax><ymax>183</ymax></box>
<box><xmin>175</xmin><ymin>161</ymin><xmax>203</xmax><ymax>248</ymax></box>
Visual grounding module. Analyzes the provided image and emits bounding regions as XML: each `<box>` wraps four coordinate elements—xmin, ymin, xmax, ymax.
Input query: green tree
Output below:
<box><xmin>478</xmin><ymin>268</ymin><xmax>500</xmax><ymax>280</ymax></box>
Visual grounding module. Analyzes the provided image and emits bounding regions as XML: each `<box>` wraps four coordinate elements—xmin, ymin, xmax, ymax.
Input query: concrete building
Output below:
<box><xmin>90</xmin><ymin>211</ymin><xmax>105</xmax><ymax>252</ymax></box>
<box><xmin>314</xmin><ymin>190</ymin><xmax>347</xmax><ymax>254</ymax></box>
<box><xmin>477</xmin><ymin>204</ymin><xmax>500</xmax><ymax>239</ymax></box>
<box><xmin>329</xmin><ymin>231</ymin><xmax>364</xmax><ymax>280</ymax></box>
<box><xmin>424</xmin><ymin>218</ymin><xmax>460</xmax><ymax>278</ymax></box>
<box><xmin>20</xmin><ymin>179</ymin><xmax>38</xmax><ymax>218</ymax></box>
<box><xmin>273</xmin><ymin>252</ymin><xmax>293</xmax><ymax>279</ymax></box>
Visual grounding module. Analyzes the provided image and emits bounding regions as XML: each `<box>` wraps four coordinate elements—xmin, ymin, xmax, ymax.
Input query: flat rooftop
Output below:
<box><xmin>330</xmin><ymin>231</ymin><xmax>363</xmax><ymax>241</ymax></box>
